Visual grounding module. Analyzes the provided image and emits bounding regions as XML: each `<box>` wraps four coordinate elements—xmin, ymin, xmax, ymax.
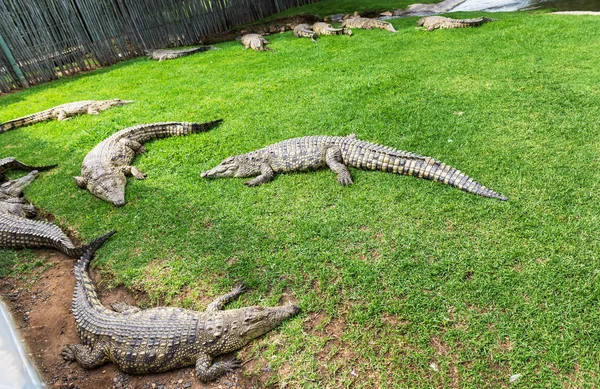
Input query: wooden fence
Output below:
<box><xmin>0</xmin><ymin>0</ymin><xmax>318</xmax><ymax>93</ymax></box>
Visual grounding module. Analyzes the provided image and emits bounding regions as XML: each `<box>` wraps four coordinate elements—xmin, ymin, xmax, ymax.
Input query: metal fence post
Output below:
<box><xmin>0</xmin><ymin>31</ymin><xmax>29</xmax><ymax>88</ymax></box>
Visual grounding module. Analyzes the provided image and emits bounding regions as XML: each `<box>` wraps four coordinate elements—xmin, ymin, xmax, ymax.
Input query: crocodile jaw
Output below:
<box><xmin>201</xmin><ymin>157</ymin><xmax>240</xmax><ymax>178</ymax></box>
<box><xmin>87</xmin><ymin>175</ymin><xmax>127</xmax><ymax>206</ymax></box>
<box><xmin>114</xmin><ymin>99</ymin><xmax>134</xmax><ymax>106</ymax></box>
<box><xmin>240</xmin><ymin>304</ymin><xmax>301</xmax><ymax>341</ymax></box>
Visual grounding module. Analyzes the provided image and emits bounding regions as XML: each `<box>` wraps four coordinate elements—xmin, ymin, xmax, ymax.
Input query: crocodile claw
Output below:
<box><xmin>60</xmin><ymin>346</ymin><xmax>75</xmax><ymax>361</ymax></box>
<box><xmin>243</xmin><ymin>179</ymin><xmax>261</xmax><ymax>187</ymax></box>
<box><xmin>338</xmin><ymin>172</ymin><xmax>353</xmax><ymax>186</ymax></box>
<box><xmin>225</xmin><ymin>358</ymin><xmax>242</xmax><ymax>371</ymax></box>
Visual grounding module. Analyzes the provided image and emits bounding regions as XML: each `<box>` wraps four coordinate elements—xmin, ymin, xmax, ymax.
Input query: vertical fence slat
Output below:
<box><xmin>0</xmin><ymin>0</ymin><xmax>321</xmax><ymax>93</ymax></box>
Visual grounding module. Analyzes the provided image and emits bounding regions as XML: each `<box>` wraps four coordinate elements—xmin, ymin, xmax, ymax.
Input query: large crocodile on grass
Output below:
<box><xmin>147</xmin><ymin>46</ymin><xmax>217</xmax><ymax>61</ymax></box>
<box><xmin>61</xmin><ymin>243</ymin><xmax>301</xmax><ymax>382</ymax></box>
<box><xmin>0</xmin><ymin>100</ymin><xmax>133</xmax><ymax>133</ymax></box>
<box><xmin>416</xmin><ymin>16</ymin><xmax>496</xmax><ymax>31</ymax></box>
<box><xmin>293</xmin><ymin>24</ymin><xmax>316</xmax><ymax>40</ymax></box>
<box><xmin>0</xmin><ymin>157</ymin><xmax>56</xmax><ymax>182</ymax></box>
<box><xmin>201</xmin><ymin>134</ymin><xmax>507</xmax><ymax>200</ymax></box>
<box><xmin>75</xmin><ymin>121</ymin><xmax>222</xmax><ymax>206</ymax></box>
<box><xmin>341</xmin><ymin>17</ymin><xmax>397</xmax><ymax>33</ymax></box>
<box><xmin>238</xmin><ymin>34</ymin><xmax>273</xmax><ymax>51</ymax></box>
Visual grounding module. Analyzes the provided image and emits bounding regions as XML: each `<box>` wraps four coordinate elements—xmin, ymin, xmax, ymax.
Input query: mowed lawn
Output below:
<box><xmin>1</xmin><ymin>6</ymin><xmax>600</xmax><ymax>388</ymax></box>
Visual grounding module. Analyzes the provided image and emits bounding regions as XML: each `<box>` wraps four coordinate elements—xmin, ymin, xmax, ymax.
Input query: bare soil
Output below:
<box><xmin>0</xmin><ymin>251</ymin><xmax>267</xmax><ymax>389</ymax></box>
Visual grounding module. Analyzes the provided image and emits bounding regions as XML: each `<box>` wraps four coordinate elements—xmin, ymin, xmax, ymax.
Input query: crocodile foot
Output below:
<box><xmin>60</xmin><ymin>346</ymin><xmax>75</xmax><ymax>362</ymax></box>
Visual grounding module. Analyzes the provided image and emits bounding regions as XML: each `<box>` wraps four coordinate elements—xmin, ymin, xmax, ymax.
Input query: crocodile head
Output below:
<box><xmin>75</xmin><ymin>169</ymin><xmax>127</xmax><ymax>206</ymax></box>
<box><xmin>217</xmin><ymin>304</ymin><xmax>300</xmax><ymax>353</ymax></box>
<box><xmin>0</xmin><ymin>170</ymin><xmax>38</xmax><ymax>199</ymax></box>
<box><xmin>201</xmin><ymin>156</ymin><xmax>261</xmax><ymax>179</ymax></box>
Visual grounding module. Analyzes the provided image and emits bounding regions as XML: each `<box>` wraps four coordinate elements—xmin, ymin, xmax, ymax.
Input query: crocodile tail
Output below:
<box><xmin>32</xmin><ymin>164</ymin><xmax>58</xmax><ymax>172</ymax></box>
<box><xmin>346</xmin><ymin>142</ymin><xmax>507</xmax><ymax>200</ymax></box>
<box><xmin>12</xmin><ymin>160</ymin><xmax>57</xmax><ymax>172</ymax></box>
<box><xmin>126</xmin><ymin>120</ymin><xmax>223</xmax><ymax>143</ymax></box>
<box><xmin>0</xmin><ymin>158</ymin><xmax>57</xmax><ymax>174</ymax></box>
<box><xmin>65</xmin><ymin>230</ymin><xmax>116</xmax><ymax>259</ymax></box>
<box><xmin>386</xmin><ymin>155</ymin><xmax>507</xmax><ymax>200</ymax></box>
<box><xmin>73</xmin><ymin>231</ymin><xmax>115</xmax><ymax>313</ymax></box>
<box><xmin>191</xmin><ymin>119</ymin><xmax>223</xmax><ymax>133</ymax></box>
<box><xmin>0</xmin><ymin>111</ymin><xmax>54</xmax><ymax>133</ymax></box>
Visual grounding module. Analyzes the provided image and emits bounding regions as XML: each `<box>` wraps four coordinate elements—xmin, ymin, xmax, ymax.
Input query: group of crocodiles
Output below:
<box><xmin>0</xmin><ymin>158</ymin><xmax>113</xmax><ymax>257</ymax></box>
<box><xmin>143</xmin><ymin>14</ymin><xmax>495</xmax><ymax>54</ymax></box>
<box><xmin>0</xmin><ymin>11</ymin><xmax>502</xmax><ymax>384</ymax></box>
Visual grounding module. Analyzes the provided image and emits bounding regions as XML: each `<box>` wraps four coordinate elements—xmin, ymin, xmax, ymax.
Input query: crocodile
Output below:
<box><xmin>391</xmin><ymin>0</ymin><xmax>466</xmax><ymax>17</ymax></box>
<box><xmin>416</xmin><ymin>16</ymin><xmax>496</xmax><ymax>31</ymax></box>
<box><xmin>238</xmin><ymin>34</ymin><xmax>273</xmax><ymax>51</ymax></box>
<box><xmin>0</xmin><ymin>157</ymin><xmax>56</xmax><ymax>182</ymax></box>
<box><xmin>147</xmin><ymin>46</ymin><xmax>217</xmax><ymax>61</ymax></box>
<box><xmin>341</xmin><ymin>17</ymin><xmax>397</xmax><ymax>33</ymax></box>
<box><xmin>0</xmin><ymin>166</ymin><xmax>114</xmax><ymax>254</ymax></box>
<box><xmin>312</xmin><ymin>22</ymin><xmax>344</xmax><ymax>36</ymax></box>
<box><xmin>0</xmin><ymin>100</ymin><xmax>133</xmax><ymax>133</ymax></box>
<box><xmin>75</xmin><ymin>120</ymin><xmax>222</xmax><ymax>206</ymax></box>
<box><xmin>201</xmin><ymin>134</ymin><xmax>507</xmax><ymax>200</ymax></box>
<box><xmin>0</xmin><ymin>208</ymin><xmax>114</xmax><ymax>257</ymax></box>
<box><xmin>61</xmin><ymin>243</ymin><xmax>301</xmax><ymax>382</ymax></box>
<box><xmin>293</xmin><ymin>24</ymin><xmax>316</xmax><ymax>41</ymax></box>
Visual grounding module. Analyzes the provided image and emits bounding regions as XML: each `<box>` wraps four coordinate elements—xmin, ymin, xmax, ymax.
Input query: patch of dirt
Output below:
<box><xmin>198</xmin><ymin>14</ymin><xmax>321</xmax><ymax>45</ymax></box>
<box><xmin>563</xmin><ymin>363</ymin><xmax>584</xmax><ymax>389</ymax></box>
<box><xmin>430</xmin><ymin>336</ymin><xmax>449</xmax><ymax>356</ymax></box>
<box><xmin>0</xmin><ymin>251</ymin><xmax>270</xmax><ymax>389</ymax></box>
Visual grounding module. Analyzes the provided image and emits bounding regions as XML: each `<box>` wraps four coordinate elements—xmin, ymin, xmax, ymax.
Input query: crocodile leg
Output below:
<box><xmin>325</xmin><ymin>147</ymin><xmax>353</xmax><ymax>185</ymax></box>
<box><xmin>57</xmin><ymin>110</ymin><xmax>70</xmax><ymax>121</ymax></box>
<box><xmin>122</xmin><ymin>166</ymin><xmax>147</xmax><ymax>180</ymax></box>
<box><xmin>87</xmin><ymin>106</ymin><xmax>100</xmax><ymax>115</ymax></box>
<box><xmin>244</xmin><ymin>163</ymin><xmax>274</xmax><ymax>186</ymax></box>
<box><xmin>23</xmin><ymin>204</ymin><xmax>36</xmax><ymax>218</ymax></box>
<box><xmin>74</xmin><ymin>176</ymin><xmax>88</xmax><ymax>188</ymax></box>
<box><xmin>61</xmin><ymin>342</ymin><xmax>110</xmax><ymax>369</ymax></box>
<box><xmin>195</xmin><ymin>353</ymin><xmax>242</xmax><ymax>382</ymax></box>
<box><xmin>206</xmin><ymin>285</ymin><xmax>247</xmax><ymax>312</ymax></box>
<box><xmin>110</xmin><ymin>302</ymin><xmax>141</xmax><ymax>314</ymax></box>
<box><xmin>119</xmin><ymin>138</ymin><xmax>147</xmax><ymax>154</ymax></box>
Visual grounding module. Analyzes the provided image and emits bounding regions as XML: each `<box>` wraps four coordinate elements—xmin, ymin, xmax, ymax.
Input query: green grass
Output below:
<box><xmin>2</xmin><ymin>8</ymin><xmax>600</xmax><ymax>388</ymax></box>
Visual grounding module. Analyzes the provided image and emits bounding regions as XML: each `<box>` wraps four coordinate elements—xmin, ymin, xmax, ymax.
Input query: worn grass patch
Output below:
<box><xmin>2</xmin><ymin>8</ymin><xmax>600</xmax><ymax>388</ymax></box>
